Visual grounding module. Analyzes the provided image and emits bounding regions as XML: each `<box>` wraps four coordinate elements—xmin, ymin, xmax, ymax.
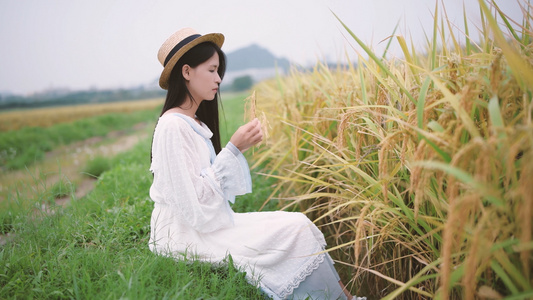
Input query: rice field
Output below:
<box><xmin>0</xmin><ymin>97</ymin><xmax>163</xmax><ymax>131</ymax></box>
<box><xmin>250</xmin><ymin>1</ymin><xmax>533</xmax><ymax>299</ymax></box>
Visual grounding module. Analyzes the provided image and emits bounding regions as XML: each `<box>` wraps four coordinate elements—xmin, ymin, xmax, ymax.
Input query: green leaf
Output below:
<box><xmin>427</xmin><ymin>121</ymin><xmax>445</xmax><ymax>132</ymax></box>
<box><xmin>488</xmin><ymin>95</ymin><xmax>506</xmax><ymax>140</ymax></box>
<box><xmin>332</xmin><ymin>11</ymin><xmax>416</xmax><ymax>105</ymax></box>
<box><xmin>417</xmin><ymin>77</ymin><xmax>432</xmax><ymax>130</ymax></box>
<box><xmin>414</xmin><ymin>161</ymin><xmax>504</xmax><ymax>206</ymax></box>
<box><xmin>491</xmin><ymin>260</ymin><xmax>519</xmax><ymax>294</ymax></box>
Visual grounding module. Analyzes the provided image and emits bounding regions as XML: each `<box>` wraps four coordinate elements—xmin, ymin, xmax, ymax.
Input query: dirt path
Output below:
<box><xmin>0</xmin><ymin>123</ymin><xmax>152</xmax><ymax>245</ymax></box>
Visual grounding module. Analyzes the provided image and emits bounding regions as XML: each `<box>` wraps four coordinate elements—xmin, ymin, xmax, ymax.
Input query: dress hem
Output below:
<box><xmin>277</xmin><ymin>252</ymin><xmax>326</xmax><ymax>299</ymax></box>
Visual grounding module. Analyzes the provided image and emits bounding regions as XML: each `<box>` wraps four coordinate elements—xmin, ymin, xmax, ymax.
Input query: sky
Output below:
<box><xmin>0</xmin><ymin>0</ymin><xmax>524</xmax><ymax>95</ymax></box>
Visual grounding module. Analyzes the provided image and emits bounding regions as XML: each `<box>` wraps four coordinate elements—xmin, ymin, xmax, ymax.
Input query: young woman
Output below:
<box><xmin>149</xmin><ymin>28</ymin><xmax>361</xmax><ymax>300</ymax></box>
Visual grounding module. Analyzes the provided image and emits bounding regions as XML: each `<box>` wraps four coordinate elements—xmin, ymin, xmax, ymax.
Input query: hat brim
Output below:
<box><xmin>159</xmin><ymin>33</ymin><xmax>224</xmax><ymax>90</ymax></box>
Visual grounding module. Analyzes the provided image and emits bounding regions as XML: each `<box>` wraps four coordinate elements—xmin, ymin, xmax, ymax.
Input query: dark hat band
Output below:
<box><xmin>163</xmin><ymin>34</ymin><xmax>201</xmax><ymax>66</ymax></box>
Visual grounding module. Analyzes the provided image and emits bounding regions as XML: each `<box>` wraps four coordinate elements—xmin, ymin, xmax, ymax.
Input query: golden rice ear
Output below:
<box><xmin>258</xmin><ymin>111</ymin><xmax>270</xmax><ymax>145</ymax></box>
<box><xmin>243</xmin><ymin>90</ymin><xmax>269</xmax><ymax>146</ymax></box>
<box><xmin>243</xmin><ymin>90</ymin><xmax>257</xmax><ymax>122</ymax></box>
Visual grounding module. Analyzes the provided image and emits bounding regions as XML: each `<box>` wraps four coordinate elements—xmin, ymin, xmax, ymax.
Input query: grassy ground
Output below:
<box><xmin>0</xmin><ymin>93</ymin><xmax>273</xmax><ymax>299</ymax></box>
<box><xmin>0</xmin><ymin>106</ymin><xmax>161</xmax><ymax>171</ymax></box>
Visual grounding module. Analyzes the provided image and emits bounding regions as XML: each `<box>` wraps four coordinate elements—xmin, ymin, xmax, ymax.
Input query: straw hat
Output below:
<box><xmin>157</xmin><ymin>28</ymin><xmax>224</xmax><ymax>89</ymax></box>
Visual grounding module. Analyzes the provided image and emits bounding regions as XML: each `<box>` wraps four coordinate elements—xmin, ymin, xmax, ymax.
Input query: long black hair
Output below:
<box><xmin>155</xmin><ymin>42</ymin><xmax>226</xmax><ymax>157</ymax></box>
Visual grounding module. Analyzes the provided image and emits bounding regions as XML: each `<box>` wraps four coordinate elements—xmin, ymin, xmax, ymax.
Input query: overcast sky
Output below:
<box><xmin>0</xmin><ymin>0</ymin><xmax>523</xmax><ymax>95</ymax></box>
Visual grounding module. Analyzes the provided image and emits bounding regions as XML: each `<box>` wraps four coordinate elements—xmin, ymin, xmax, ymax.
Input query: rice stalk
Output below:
<box><xmin>244</xmin><ymin>90</ymin><xmax>270</xmax><ymax>146</ymax></box>
<box><xmin>248</xmin><ymin>2</ymin><xmax>533</xmax><ymax>297</ymax></box>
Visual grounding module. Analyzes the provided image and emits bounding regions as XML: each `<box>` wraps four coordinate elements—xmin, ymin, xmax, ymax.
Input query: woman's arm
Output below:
<box><xmin>152</xmin><ymin>118</ymin><xmax>256</xmax><ymax>233</ymax></box>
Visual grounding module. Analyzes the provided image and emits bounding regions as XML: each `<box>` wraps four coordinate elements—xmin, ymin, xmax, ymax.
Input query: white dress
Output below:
<box><xmin>148</xmin><ymin>113</ymin><xmax>345</xmax><ymax>299</ymax></box>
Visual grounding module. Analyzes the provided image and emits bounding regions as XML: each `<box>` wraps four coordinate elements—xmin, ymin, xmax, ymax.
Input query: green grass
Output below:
<box><xmin>47</xmin><ymin>178</ymin><xmax>76</xmax><ymax>199</ymax></box>
<box><xmin>0</xmin><ymin>92</ymin><xmax>273</xmax><ymax>299</ymax></box>
<box><xmin>0</xmin><ymin>108</ymin><xmax>160</xmax><ymax>171</ymax></box>
<box><xmin>83</xmin><ymin>155</ymin><xmax>113</xmax><ymax>178</ymax></box>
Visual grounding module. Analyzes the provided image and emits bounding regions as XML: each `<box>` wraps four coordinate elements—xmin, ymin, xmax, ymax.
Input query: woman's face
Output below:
<box><xmin>184</xmin><ymin>52</ymin><xmax>221</xmax><ymax>102</ymax></box>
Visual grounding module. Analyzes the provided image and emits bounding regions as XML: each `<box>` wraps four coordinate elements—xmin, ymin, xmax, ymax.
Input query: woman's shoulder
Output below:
<box><xmin>158</xmin><ymin>114</ymin><xmax>190</xmax><ymax>126</ymax></box>
<box><xmin>156</xmin><ymin>114</ymin><xmax>193</xmax><ymax>135</ymax></box>
<box><xmin>158</xmin><ymin>113</ymin><xmax>212</xmax><ymax>139</ymax></box>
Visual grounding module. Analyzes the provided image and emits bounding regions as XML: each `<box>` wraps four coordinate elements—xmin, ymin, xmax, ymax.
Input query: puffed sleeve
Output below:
<box><xmin>150</xmin><ymin>118</ymin><xmax>252</xmax><ymax>233</ymax></box>
<box><xmin>211</xmin><ymin>141</ymin><xmax>252</xmax><ymax>204</ymax></box>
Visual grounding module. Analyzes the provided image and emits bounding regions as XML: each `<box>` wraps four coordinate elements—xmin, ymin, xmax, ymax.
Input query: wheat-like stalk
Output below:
<box><xmin>248</xmin><ymin>1</ymin><xmax>533</xmax><ymax>298</ymax></box>
<box><xmin>244</xmin><ymin>90</ymin><xmax>269</xmax><ymax>145</ymax></box>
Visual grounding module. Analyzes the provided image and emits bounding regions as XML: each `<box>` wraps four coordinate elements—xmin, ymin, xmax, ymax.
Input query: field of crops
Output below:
<box><xmin>0</xmin><ymin>98</ymin><xmax>163</xmax><ymax>131</ymax></box>
<box><xmin>250</xmin><ymin>1</ymin><xmax>533</xmax><ymax>299</ymax></box>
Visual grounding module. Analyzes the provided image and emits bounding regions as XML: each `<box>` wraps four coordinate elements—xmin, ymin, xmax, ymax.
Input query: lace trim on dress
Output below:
<box><xmin>278</xmin><ymin>252</ymin><xmax>326</xmax><ymax>299</ymax></box>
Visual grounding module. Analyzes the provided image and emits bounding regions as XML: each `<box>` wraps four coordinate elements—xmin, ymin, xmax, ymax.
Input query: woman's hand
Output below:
<box><xmin>230</xmin><ymin>118</ymin><xmax>263</xmax><ymax>152</ymax></box>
